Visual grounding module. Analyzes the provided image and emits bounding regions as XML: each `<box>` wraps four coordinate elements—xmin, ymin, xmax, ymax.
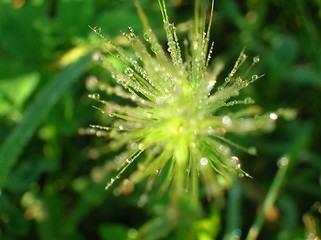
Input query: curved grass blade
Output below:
<box><xmin>0</xmin><ymin>53</ymin><xmax>92</xmax><ymax>188</ymax></box>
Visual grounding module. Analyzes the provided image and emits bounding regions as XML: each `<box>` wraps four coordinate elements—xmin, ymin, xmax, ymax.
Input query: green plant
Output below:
<box><xmin>88</xmin><ymin>0</ymin><xmax>294</xmax><ymax>204</ymax></box>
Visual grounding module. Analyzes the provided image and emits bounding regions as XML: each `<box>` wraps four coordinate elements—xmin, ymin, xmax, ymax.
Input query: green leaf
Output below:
<box><xmin>0</xmin><ymin>72</ymin><xmax>40</xmax><ymax>115</ymax></box>
<box><xmin>0</xmin><ymin>53</ymin><xmax>92</xmax><ymax>189</ymax></box>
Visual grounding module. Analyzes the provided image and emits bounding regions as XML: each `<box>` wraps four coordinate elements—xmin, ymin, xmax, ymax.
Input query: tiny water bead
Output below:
<box><xmin>200</xmin><ymin>157</ymin><xmax>209</xmax><ymax>166</ymax></box>
<box><xmin>208</xmin><ymin>80</ymin><xmax>216</xmax><ymax>88</ymax></box>
<box><xmin>253</xmin><ymin>56</ymin><xmax>260</xmax><ymax>63</ymax></box>
<box><xmin>143</xmin><ymin>33</ymin><xmax>150</xmax><ymax>42</ymax></box>
<box><xmin>230</xmin><ymin>156</ymin><xmax>240</xmax><ymax>166</ymax></box>
<box><xmin>222</xmin><ymin>116</ymin><xmax>232</xmax><ymax>126</ymax></box>
<box><xmin>86</xmin><ymin>76</ymin><xmax>98</xmax><ymax>90</ymax></box>
<box><xmin>124</xmin><ymin>67</ymin><xmax>134</xmax><ymax>77</ymax></box>
<box><xmin>277</xmin><ymin>156</ymin><xmax>289</xmax><ymax>168</ymax></box>
<box><xmin>251</xmin><ymin>74</ymin><xmax>258</xmax><ymax>81</ymax></box>
<box><xmin>92</xmin><ymin>51</ymin><xmax>102</xmax><ymax>62</ymax></box>
<box><xmin>269</xmin><ymin>112</ymin><xmax>278</xmax><ymax>120</ymax></box>
<box><xmin>93</xmin><ymin>26</ymin><xmax>101</xmax><ymax>33</ymax></box>
<box><xmin>307</xmin><ymin>233</ymin><xmax>320</xmax><ymax>240</ymax></box>
<box><xmin>88</xmin><ymin>93</ymin><xmax>100</xmax><ymax>100</ymax></box>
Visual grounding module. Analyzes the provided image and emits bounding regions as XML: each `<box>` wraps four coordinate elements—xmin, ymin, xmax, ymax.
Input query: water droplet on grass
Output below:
<box><xmin>93</xmin><ymin>26</ymin><xmax>101</xmax><ymax>33</ymax></box>
<box><xmin>253</xmin><ymin>56</ymin><xmax>260</xmax><ymax>63</ymax></box>
<box><xmin>251</xmin><ymin>74</ymin><xmax>258</xmax><ymax>81</ymax></box>
<box><xmin>277</xmin><ymin>156</ymin><xmax>289</xmax><ymax>168</ymax></box>
<box><xmin>222</xmin><ymin>116</ymin><xmax>232</xmax><ymax>126</ymax></box>
<box><xmin>125</xmin><ymin>68</ymin><xmax>134</xmax><ymax>77</ymax></box>
<box><xmin>143</xmin><ymin>33</ymin><xmax>150</xmax><ymax>41</ymax></box>
<box><xmin>200</xmin><ymin>157</ymin><xmax>208</xmax><ymax>166</ymax></box>
<box><xmin>269</xmin><ymin>112</ymin><xmax>278</xmax><ymax>120</ymax></box>
<box><xmin>88</xmin><ymin>93</ymin><xmax>100</xmax><ymax>100</ymax></box>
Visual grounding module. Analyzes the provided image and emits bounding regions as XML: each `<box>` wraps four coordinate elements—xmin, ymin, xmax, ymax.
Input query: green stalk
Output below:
<box><xmin>224</xmin><ymin>179</ymin><xmax>242</xmax><ymax>239</ymax></box>
<box><xmin>245</xmin><ymin>159</ymin><xmax>290</xmax><ymax>240</ymax></box>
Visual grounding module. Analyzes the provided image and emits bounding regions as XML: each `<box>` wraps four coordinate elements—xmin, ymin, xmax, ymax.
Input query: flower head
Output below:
<box><xmin>87</xmin><ymin>0</ymin><xmax>291</xmax><ymax>200</ymax></box>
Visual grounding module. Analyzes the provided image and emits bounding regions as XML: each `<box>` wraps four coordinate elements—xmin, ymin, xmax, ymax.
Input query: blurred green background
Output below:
<box><xmin>0</xmin><ymin>0</ymin><xmax>320</xmax><ymax>239</ymax></box>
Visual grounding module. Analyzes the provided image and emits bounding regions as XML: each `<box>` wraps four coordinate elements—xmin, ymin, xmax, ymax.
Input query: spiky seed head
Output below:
<box><xmin>86</xmin><ymin>0</ymin><xmax>294</xmax><ymax>202</ymax></box>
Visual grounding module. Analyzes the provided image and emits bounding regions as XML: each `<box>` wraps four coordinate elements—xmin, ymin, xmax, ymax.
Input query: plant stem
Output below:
<box><xmin>245</xmin><ymin>157</ymin><xmax>290</xmax><ymax>240</ymax></box>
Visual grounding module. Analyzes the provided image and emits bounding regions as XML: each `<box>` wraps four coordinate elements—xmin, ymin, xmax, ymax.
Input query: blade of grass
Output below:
<box><xmin>245</xmin><ymin>156</ymin><xmax>290</xmax><ymax>240</ymax></box>
<box><xmin>224</xmin><ymin>179</ymin><xmax>242</xmax><ymax>240</ymax></box>
<box><xmin>245</xmin><ymin>123</ymin><xmax>312</xmax><ymax>240</ymax></box>
<box><xmin>0</xmin><ymin>52</ymin><xmax>92</xmax><ymax>188</ymax></box>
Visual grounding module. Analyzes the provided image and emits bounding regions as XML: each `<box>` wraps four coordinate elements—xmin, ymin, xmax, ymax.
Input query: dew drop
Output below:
<box><xmin>92</xmin><ymin>51</ymin><xmax>102</xmax><ymax>62</ymax></box>
<box><xmin>93</xmin><ymin>26</ymin><xmax>101</xmax><ymax>33</ymax></box>
<box><xmin>138</xmin><ymin>143</ymin><xmax>145</xmax><ymax>150</ymax></box>
<box><xmin>222</xmin><ymin>116</ymin><xmax>232</xmax><ymax>126</ymax></box>
<box><xmin>131</xmin><ymin>142</ymin><xmax>138</xmax><ymax>149</ymax></box>
<box><xmin>118</xmin><ymin>126</ymin><xmax>124</xmax><ymax>130</ymax></box>
<box><xmin>307</xmin><ymin>233</ymin><xmax>316</xmax><ymax>240</ymax></box>
<box><xmin>208</xmin><ymin>80</ymin><xmax>216</xmax><ymax>87</ymax></box>
<box><xmin>125</xmin><ymin>68</ymin><xmax>134</xmax><ymax>77</ymax></box>
<box><xmin>143</xmin><ymin>33</ymin><xmax>150</xmax><ymax>41</ymax></box>
<box><xmin>238</xmin><ymin>172</ymin><xmax>245</xmax><ymax>178</ymax></box>
<box><xmin>251</xmin><ymin>74</ymin><xmax>258</xmax><ymax>81</ymax></box>
<box><xmin>230</xmin><ymin>156</ymin><xmax>240</xmax><ymax>167</ymax></box>
<box><xmin>86</xmin><ymin>76</ymin><xmax>98</xmax><ymax>90</ymax></box>
<box><xmin>277</xmin><ymin>156</ymin><xmax>289</xmax><ymax>168</ymax></box>
<box><xmin>225</xmin><ymin>77</ymin><xmax>231</xmax><ymax>83</ymax></box>
<box><xmin>193</xmin><ymin>42</ymin><xmax>198</xmax><ymax>50</ymax></box>
<box><xmin>126</xmin><ymin>158</ymin><xmax>133</xmax><ymax>163</ymax></box>
<box><xmin>200</xmin><ymin>157</ymin><xmax>208</xmax><ymax>166</ymax></box>
<box><xmin>253</xmin><ymin>56</ymin><xmax>260</xmax><ymax>63</ymax></box>
<box><xmin>235</xmin><ymin>77</ymin><xmax>243</xmax><ymax>85</ymax></box>
<box><xmin>219</xmin><ymin>144</ymin><xmax>231</xmax><ymax>155</ymax></box>
<box><xmin>89</xmin><ymin>93</ymin><xmax>100</xmax><ymax>100</ymax></box>
<box><xmin>269</xmin><ymin>112</ymin><xmax>278</xmax><ymax>120</ymax></box>
<box><xmin>240</xmin><ymin>53</ymin><xmax>247</xmax><ymax>61</ymax></box>
<box><xmin>207</xmin><ymin>126</ymin><xmax>214</xmax><ymax>134</ymax></box>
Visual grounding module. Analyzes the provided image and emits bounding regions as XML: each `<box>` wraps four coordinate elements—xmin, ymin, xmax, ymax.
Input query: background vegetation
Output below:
<box><xmin>0</xmin><ymin>0</ymin><xmax>320</xmax><ymax>239</ymax></box>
